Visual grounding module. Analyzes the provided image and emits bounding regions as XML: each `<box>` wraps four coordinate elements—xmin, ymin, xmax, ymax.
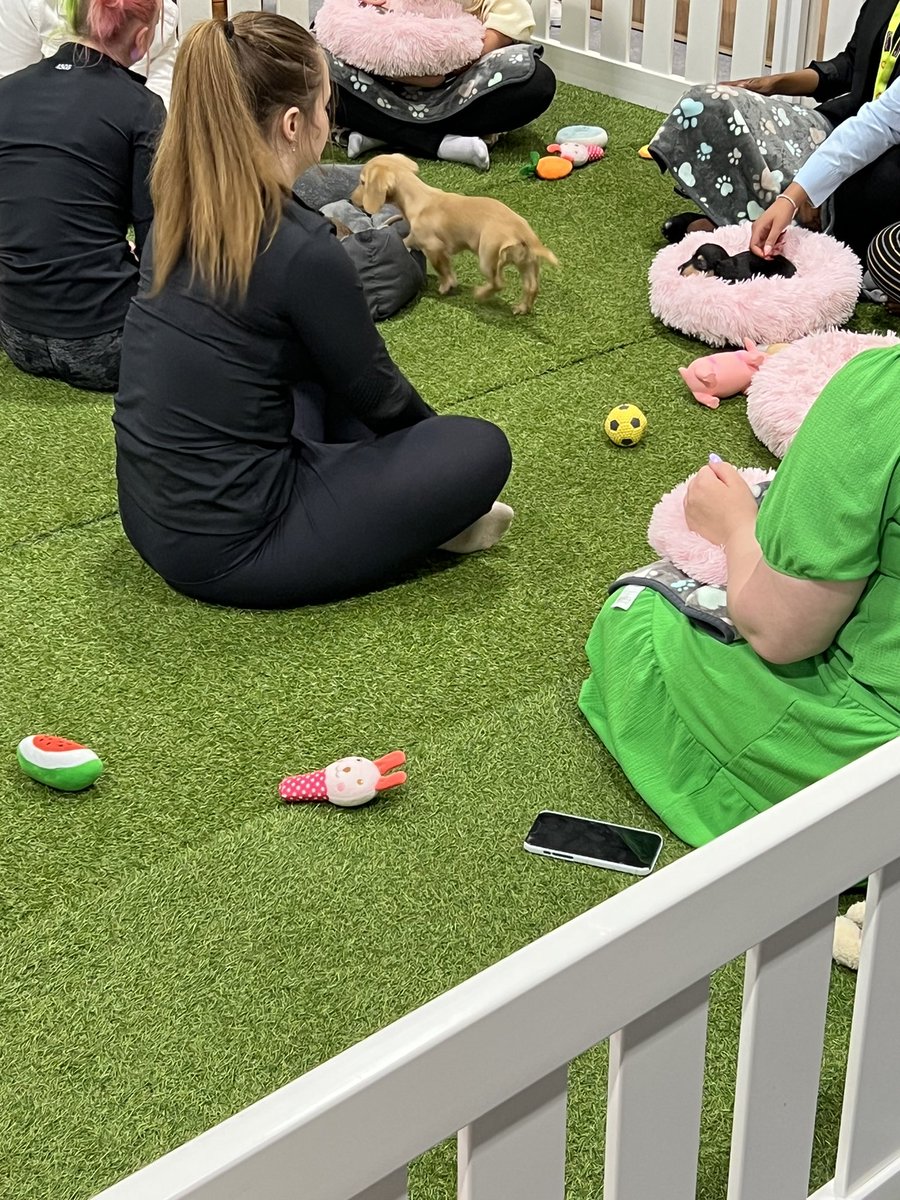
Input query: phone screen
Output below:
<box><xmin>524</xmin><ymin>811</ymin><xmax>662</xmax><ymax>870</ymax></box>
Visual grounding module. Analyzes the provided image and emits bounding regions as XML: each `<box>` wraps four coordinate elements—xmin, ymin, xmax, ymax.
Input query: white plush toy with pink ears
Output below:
<box><xmin>279</xmin><ymin>750</ymin><xmax>407</xmax><ymax>808</ymax></box>
<box><xmin>546</xmin><ymin>141</ymin><xmax>604</xmax><ymax>168</ymax></box>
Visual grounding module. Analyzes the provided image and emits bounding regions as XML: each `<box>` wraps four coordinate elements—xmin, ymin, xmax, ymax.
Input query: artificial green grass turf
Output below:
<box><xmin>0</xmin><ymin>80</ymin><xmax>869</xmax><ymax>1197</ymax></box>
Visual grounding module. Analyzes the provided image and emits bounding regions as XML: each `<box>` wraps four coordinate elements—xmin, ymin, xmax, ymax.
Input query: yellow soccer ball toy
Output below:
<box><xmin>605</xmin><ymin>403</ymin><xmax>647</xmax><ymax>447</ymax></box>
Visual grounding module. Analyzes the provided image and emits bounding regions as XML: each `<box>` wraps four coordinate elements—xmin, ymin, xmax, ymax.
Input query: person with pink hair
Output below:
<box><xmin>0</xmin><ymin>0</ymin><xmax>165</xmax><ymax>390</ymax></box>
<box><xmin>0</xmin><ymin>0</ymin><xmax>177</xmax><ymax>105</ymax></box>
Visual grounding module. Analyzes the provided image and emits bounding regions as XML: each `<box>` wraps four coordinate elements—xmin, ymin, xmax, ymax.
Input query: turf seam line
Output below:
<box><xmin>442</xmin><ymin>330</ymin><xmax>666</xmax><ymax>405</ymax></box>
<box><xmin>2</xmin><ymin>331</ymin><xmax>665</xmax><ymax>554</ymax></box>
<box><xmin>3</xmin><ymin>508</ymin><xmax>119</xmax><ymax>553</ymax></box>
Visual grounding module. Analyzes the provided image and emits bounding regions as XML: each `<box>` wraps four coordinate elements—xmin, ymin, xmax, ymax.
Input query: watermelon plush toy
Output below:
<box><xmin>17</xmin><ymin>734</ymin><xmax>104</xmax><ymax>792</ymax></box>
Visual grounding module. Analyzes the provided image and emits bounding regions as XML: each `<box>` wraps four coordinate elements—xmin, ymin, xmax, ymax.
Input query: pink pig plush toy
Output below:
<box><xmin>678</xmin><ymin>339</ymin><xmax>768</xmax><ymax>409</ymax></box>
<box><xmin>279</xmin><ymin>750</ymin><xmax>407</xmax><ymax>808</ymax></box>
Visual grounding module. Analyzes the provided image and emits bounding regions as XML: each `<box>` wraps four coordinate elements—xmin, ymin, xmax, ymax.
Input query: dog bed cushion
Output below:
<box><xmin>648</xmin><ymin>467</ymin><xmax>775</xmax><ymax>586</ymax></box>
<box><xmin>314</xmin><ymin>0</ymin><xmax>485</xmax><ymax>78</ymax></box>
<box><xmin>292</xmin><ymin>166</ymin><xmax>425</xmax><ymax>321</ymax></box>
<box><xmin>747</xmin><ymin>330</ymin><xmax>900</xmax><ymax>458</ymax></box>
<box><xmin>293</xmin><ymin>163</ymin><xmax>364</xmax><ymax>211</ymax></box>
<box><xmin>649</xmin><ymin>224</ymin><xmax>862</xmax><ymax>348</ymax></box>
<box><xmin>339</xmin><ymin>225</ymin><xmax>426</xmax><ymax>321</ymax></box>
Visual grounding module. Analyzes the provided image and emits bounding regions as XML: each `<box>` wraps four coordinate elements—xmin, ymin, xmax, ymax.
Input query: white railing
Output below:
<box><xmin>94</xmin><ymin>737</ymin><xmax>900</xmax><ymax>1200</ymax></box>
<box><xmin>178</xmin><ymin>0</ymin><xmax>864</xmax><ymax>111</ymax></box>
<box><xmin>531</xmin><ymin>0</ymin><xmax>865</xmax><ymax>110</ymax></box>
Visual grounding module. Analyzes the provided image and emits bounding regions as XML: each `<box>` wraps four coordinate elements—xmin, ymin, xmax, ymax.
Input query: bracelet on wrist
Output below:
<box><xmin>775</xmin><ymin>193</ymin><xmax>799</xmax><ymax>216</ymax></box>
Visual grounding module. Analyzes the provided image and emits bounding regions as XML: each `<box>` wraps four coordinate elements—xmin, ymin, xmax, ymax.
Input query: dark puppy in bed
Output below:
<box><xmin>679</xmin><ymin>242</ymin><xmax>796</xmax><ymax>282</ymax></box>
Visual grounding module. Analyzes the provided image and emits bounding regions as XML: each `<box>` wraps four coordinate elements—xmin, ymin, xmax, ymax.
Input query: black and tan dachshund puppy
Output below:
<box><xmin>679</xmin><ymin>242</ymin><xmax>796</xmax><ymax>282</ymax></box>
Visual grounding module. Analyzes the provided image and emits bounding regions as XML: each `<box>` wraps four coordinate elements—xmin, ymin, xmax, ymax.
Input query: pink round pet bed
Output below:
<box><xmin>648</xmin><ymin>467</ymin><xmax>775</xmax><ymax>586</ymax></box>
<box><xmin>649</xmin><ymin>224</ymin><xmax>862</xmax><ymax>349</ymax></box>
<box><xmin>314</xmin><ymin>0</ymin><xmax>485</xmax><ymax>77</ymax></box>
<box><xmin>747</xmin><ymin>329</ymin><xmax>899</xmax><ymax>458</ymax></box>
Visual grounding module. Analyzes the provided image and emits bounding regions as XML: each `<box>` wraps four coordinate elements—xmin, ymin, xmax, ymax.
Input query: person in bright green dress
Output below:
<box><xmin>579</xmin><ymin>346</ymin><xmax>900</xmax><ymax>848</ymax></box>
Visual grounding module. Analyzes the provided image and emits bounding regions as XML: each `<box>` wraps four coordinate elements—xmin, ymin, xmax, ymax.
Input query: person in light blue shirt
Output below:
<box><xmin>752</xmin><ymin>74</ymin><xmax>900</xmax><ymax>304</ymax></box>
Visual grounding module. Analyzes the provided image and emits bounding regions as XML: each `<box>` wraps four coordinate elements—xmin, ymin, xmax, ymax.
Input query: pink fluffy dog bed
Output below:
<box><xmin>747</xmin><ymin>329</ymin><xmax>900</xmax><ymax>459</ymax></box>
<box><xmin>314</xmin><ymin>0</ymin><xmax>485</xmax><ymax>77</ymax></box>
<box><xmin>649</xmin><ymin>224</ymin><xmax>862</xmax><ymax>348</ymax></box>
<box><xmin>648</xmin><ymin>467</ymin><xmax>775</xmax><ymax>586</ymax></box>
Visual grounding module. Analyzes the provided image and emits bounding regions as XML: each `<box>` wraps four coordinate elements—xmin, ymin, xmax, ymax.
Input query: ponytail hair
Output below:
<box><xmin>63</xmin><ymin>0</ymin><xmax>161</xmax><ymax>51</ymax></box>
<box><xmin>150</xmin><ymin>13</ymin><xmax>326</xmax><ymax>301</ymax></box>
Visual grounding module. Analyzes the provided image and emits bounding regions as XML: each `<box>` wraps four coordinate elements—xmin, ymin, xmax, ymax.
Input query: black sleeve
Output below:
<box><xmin>807</xmin><ymin>1</ymin><xmax>865</xmax><ymax>102</ymax></box>
<box><xmin>130</xmin><ymin>92</ymin><xmax>165</xmax><ymax>261</ymax></box>
<box><xmin>284</xmin><ymin>223</ymin><xmax>432</xmax><ymax>432</ymax></box>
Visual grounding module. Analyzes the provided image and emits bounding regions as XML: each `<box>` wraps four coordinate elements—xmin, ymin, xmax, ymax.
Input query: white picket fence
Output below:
<box><xmin>93</xmin><ymin>737</ymin><xmax>900</xmax><ymax>1200</ymax></box>
<box><xmin>531</xmin><ymin>0</ymin><xmax>862</xmax><ymax>110</ymax></box>
<box><xmin>178</xmin><ymin>0</ymin><xmax>862</xmax><ymax>111</ymax></box>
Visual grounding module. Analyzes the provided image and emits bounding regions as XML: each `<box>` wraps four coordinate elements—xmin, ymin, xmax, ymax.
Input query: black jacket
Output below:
<box><xmin>811</xmin><ymin>0</ymin><xmax>900</xmax><ymax>127</ymax></box>
<box><xmin>0</xmin><ymin>43</ymin><xmax>164</xmax><ymax>337</ymax></box>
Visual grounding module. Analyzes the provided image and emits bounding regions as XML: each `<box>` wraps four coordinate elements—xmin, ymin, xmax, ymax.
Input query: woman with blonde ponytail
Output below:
<box><xmin>114</xmin><ymin>13</ymin><xmax>512</xmax><ymax>608</ymax></box>
<box><xmin>0</xmin><ymin>0</ymin><xmax>164</xmax><ymax>390</ymax></box>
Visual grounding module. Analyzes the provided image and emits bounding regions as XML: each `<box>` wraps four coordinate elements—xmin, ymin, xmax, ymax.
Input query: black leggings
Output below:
<box><xmin>333</xmin><ymin>59</ymin><xmax>557</xmax><ymax>158</ymax></box>
<box><xmin>119</xmin><ymin>412</ymin><xmax>512</xmax><ymax>609</ymax></box>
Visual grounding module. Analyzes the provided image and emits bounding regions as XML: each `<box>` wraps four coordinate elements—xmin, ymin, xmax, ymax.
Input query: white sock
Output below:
<box><xmin>439</xmin><ymin>501</ymin><xmax>514</xmax><ymax>554</ymax></box>
<box><xmin>438</xmin><ymin>134</ymin><xmax>490</xmax><ymax>172</ymax></box>
<box><xmin>347</xmin><ymin>133</ymin><xmax>386</xmax><ymax>160</ymax></box>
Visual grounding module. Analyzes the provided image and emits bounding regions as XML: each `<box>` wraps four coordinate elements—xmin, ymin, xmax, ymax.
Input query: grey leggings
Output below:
<box><xmin>0</xmin><ymin>318</ymin><xmax>122</xmax><ymax>392</ymax></box>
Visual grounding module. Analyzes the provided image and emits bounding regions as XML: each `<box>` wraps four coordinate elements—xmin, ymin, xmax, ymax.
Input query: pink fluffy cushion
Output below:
<box><xmin>315</xmin><ymin>0</ymin><xmax>485</xmax><ymax>77</ymax></box>
<box><xmin>649</xmin><ymin>224</ymin><xmax>862</xmax><ymax>348</ymax></box>
<box><xmin>648</xmin><ymin>467</ymin><xmax>776</xmax><ymax>586</ymax></box>
<box><xmin>747</xmin><ymin>330</ymin><xmax>900</xmax><ymax>459</ymax></box>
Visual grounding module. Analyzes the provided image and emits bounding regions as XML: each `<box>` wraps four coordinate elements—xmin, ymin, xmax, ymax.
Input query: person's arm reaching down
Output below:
<box><xmin>285</xmin><ymin>224</ymin><xmax>431</xmax><ymax>432</ymax></box>
<box><xmin>685</xmin><ymin>461</ymin><xmax>867</xmax><ymax>664</ymax></box>
<box><xmin>751</xmin><ymin>73</ymin><xmax>900</xmax><ymax>256</ymax></box>
<box><xmin>130</xmin><ymin>93</ymin><xmax>166</xmax><ymax>260</ymax></box>
<box><xmin>143</xmin><ymin>0</ymin><xmax>179</xmax><ymax>107</ymax></box>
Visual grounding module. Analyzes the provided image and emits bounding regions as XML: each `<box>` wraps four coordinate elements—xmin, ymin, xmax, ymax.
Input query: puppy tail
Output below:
<box><xmin>499</xmin><ymin>240</ymin><xmax>559</xmax><ymax>268</ymax></box>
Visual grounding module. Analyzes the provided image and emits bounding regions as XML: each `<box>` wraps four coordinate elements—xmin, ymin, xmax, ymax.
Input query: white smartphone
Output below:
<box><xmin>523</xmin><ymin>810</ymin><xmax>663</xmax><ymax>876</ymax></box>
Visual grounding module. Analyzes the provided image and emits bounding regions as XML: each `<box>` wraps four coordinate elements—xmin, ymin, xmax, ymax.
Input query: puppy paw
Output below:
<box><xmin>438</xmin><ymin>278</ymin><xmax>458</xmax><ymax>295</ymax></box>
<box><xmin>846</xmin><ymin>900</ymin><xmax>866</xmax><ymax>927</ymax></box>
<box><xmin>511</xmin><ymin>301</ymin><xmax>534</xmax><ymax>315</ymax></box>
<box><xmin>473</xmin><ymin>284</ymin><xmax>497</xmax><ymax>302</ymax></box>
<box><xmin>833</xmin><ymin>914</ymin><xmax>862</xmax><ymax>971</ymax></box>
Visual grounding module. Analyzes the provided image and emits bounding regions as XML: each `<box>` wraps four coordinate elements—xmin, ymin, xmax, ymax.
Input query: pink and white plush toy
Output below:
<box><xmin>546</xmin><ymin>141</ymin><xmax>604</xmax><ymax>168</ymax></box>
<box><xmin>279</xmin><ymin>751</ymin><xmax>407</xmax><ymax>808</ymax></box>
<box><xmin>648</xmin><ymin>467</ymin><xmax>776</xmax><ymax>586</ymax></box>
<box><xmin>314</xmin><ymin>0</ymin><xmax>484</xmax><ymax>79</ymax></box>
<box><xmin>679</xmin><ymin>339</ymin><xmax>768</xmax><ymax>409</ymax></box>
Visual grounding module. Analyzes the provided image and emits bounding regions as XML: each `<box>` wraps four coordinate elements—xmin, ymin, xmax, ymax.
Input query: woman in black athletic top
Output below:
<box><xmin>113</xmin><ymin>12</ymin><xmax>512</xmax><ymax>608</ymax></box>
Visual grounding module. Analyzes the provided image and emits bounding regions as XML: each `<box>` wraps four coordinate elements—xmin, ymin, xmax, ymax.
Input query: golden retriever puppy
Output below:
<box><xmin>351</xmin><ymin>154</ymin><xmax>558</xmax><ymax>315</ymax></box>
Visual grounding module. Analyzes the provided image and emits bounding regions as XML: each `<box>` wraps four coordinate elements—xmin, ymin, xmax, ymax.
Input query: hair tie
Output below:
<box><xmin>223</xmin><ymin>18</ymin><xmax>234</xmax><ymax>39</ymax></box>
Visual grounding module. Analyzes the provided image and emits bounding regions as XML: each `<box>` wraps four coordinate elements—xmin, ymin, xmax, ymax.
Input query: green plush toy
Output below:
<box><xmin>17</xmin><ymin>734</ymin><xmax>104</xmax><ymax>792</ymax></box>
